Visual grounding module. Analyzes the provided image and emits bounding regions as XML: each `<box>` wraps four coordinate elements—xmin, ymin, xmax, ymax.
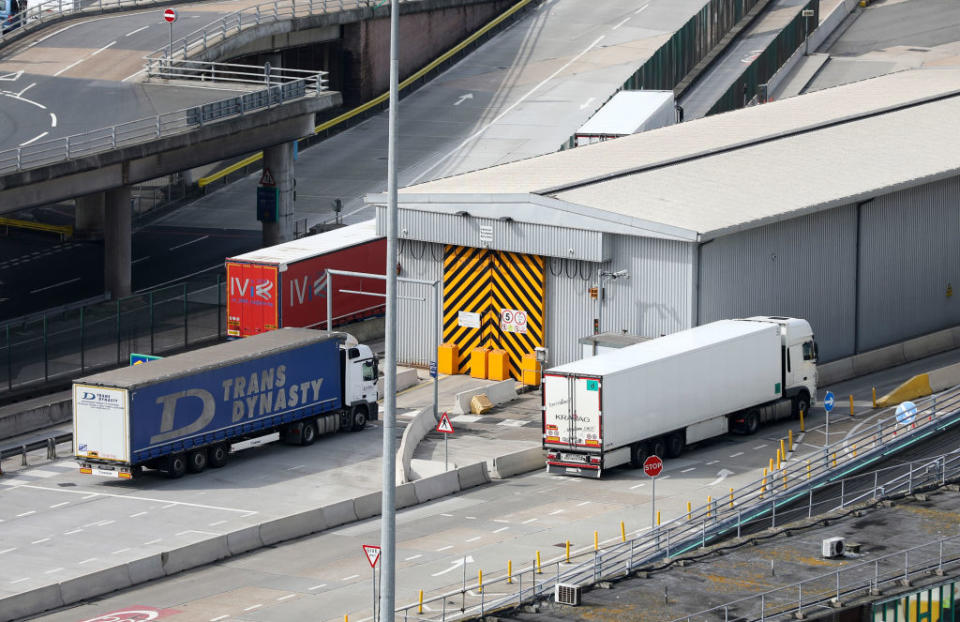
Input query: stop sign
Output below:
<box><xmin>643</xmin><ymin>455</ymin><xmax>663</xmax><ymax>478</ymax></box>
<box><xmin>163</xmin><ymin>8</ymin><xmax>177</xmax><ymax>22</ymax></box>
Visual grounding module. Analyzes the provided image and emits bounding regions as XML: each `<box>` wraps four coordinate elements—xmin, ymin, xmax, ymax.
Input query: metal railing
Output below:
<box><xmin>0</xmin><ymin>0</ymin><xmax>172</xmax><ymax>46</ymax></box>
<box><xmin>388</xmin><ymin>386</ymin><xmax>960</xmax><ymax>621</ymax></box>
<box><xmin>0</xmin><ymin>271</ymin><xmax>226</xmax><ymax>398</ymax></box>
<box><xmin>0</xmin><ymin>433</ymin><xmax>71</xmax><ymax>468</ymax></box>
<box><xmin>144</xmin><ymin>58</ymin><xmax>326</xmax><ymax>90</ymax></box>
<box><xmin>144</xmin><ymin>0</ymin><xmax>416</xmax><ymax>63</ymax></box>
<box><xmin>0</xmin><ymin>77</ymin><xmax>325</xmax><ymax>175</ymax></box>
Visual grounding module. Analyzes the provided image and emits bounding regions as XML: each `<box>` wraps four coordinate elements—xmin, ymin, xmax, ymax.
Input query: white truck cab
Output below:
<box><xmin>342</xmin><ymin>343</ymin><xmax>379</xmax><ymax>428</ymax></box>
<box><xmin>744</xmin><ymin>316</ymin><xmax>818</xmax><ymax>414</ymax></box>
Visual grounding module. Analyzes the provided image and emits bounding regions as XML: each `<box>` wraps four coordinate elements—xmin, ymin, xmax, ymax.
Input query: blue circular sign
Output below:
<box><xmin>823</xmin><ymin>391</ymin><xmax>835</xmax><ymax>413</ymax></box>
<box><xmin>896</xmin><ymin>401</ymin><xmax>917</xmax><ymax>425</ymax></box>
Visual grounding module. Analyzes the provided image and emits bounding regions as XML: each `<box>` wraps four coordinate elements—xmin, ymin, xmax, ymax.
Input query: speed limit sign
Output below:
<box><xmin>500</xmin><ymin>308</ymin><xmax>527</xmax><ymax>334</ymax></box>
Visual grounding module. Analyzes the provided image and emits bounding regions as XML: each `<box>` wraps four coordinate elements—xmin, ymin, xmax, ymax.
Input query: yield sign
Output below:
<box><xmin>362</xmin><ymin>544</ymin><xmax>381</xmax><ymax>568</ymax></box>
<box><xmin>436</xmin><ymin>412</ymin><xmax>454</xmax><ymax>434</ymax></box>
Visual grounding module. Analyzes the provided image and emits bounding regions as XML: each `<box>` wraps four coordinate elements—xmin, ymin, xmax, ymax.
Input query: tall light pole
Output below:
<box><xmin>379</xmin><ymin>0</ymin><xmax>400</xmax><ymax>619</ymax></box>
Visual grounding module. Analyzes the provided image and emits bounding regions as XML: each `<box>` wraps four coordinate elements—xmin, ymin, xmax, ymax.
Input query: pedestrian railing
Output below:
<box><xmin>390</xmin><ymin>386</ymin><xmax>960</xmax><ymax>621</ymax></box>
<box><xmin>0</xmin><ymin>0</ymin><xmax>172</xmax><ymax>46</ymax></box>
<box><xmin>0</xmin><ymin>433</ymin><xmax>72</xmax><ymax>471</ymax></box>
<box><xmin>0</xmin><ymin>76</ymin><xmax>325</xmax><ymax>175</ymax></box>
<box><xmin>144</xmin><ymin>58</ymin><xmax>326</xmax><ymax>91</ymax></box>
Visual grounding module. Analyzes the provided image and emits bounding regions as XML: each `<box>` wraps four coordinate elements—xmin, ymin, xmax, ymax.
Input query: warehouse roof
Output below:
<box><xmin>388</xmin><ymin>69</ymin><xmax>960</xmax><ymax>241</ymax></box>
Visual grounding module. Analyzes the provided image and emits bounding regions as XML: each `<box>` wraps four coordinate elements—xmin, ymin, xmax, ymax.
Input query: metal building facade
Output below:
<box><xmin>698</xmin><ymin>206</ymin><xmax>858</xmax><ymax>362</ymax></box>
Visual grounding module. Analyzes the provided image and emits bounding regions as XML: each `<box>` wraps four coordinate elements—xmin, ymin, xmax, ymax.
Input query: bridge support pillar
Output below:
<box><xmin>262</xmin><ymin>142</ymin><xmax>295</xmax><ymax>246</ymax></box>
<box><xmin>104</xmin><ymin>186</ymin><xmax>132</xmax><ymax>299</ymax></box>
<box><xmin>75</xmin><ymin>192</ymin><xmax>105</xmax><ymax>240</ymax></box>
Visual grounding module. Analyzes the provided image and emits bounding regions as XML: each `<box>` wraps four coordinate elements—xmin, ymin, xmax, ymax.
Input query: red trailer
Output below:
<box><xmin>226</xmin><ymin>220</ymin><xmax>386</xmax><ymax>337</ymax></box>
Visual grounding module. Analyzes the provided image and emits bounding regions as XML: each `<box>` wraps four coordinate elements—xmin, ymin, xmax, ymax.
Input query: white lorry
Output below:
<box><xmin>573</xmin><ymin>90</ymin><xmax>676</xmax><ymax>147</ymax></box>
<box><xmin>542</xmin><ymin>317</ymin><xmax>818</xmax><ymax>478</ymax></box>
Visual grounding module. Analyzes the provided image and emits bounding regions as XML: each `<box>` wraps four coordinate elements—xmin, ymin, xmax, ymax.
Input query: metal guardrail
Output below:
<box><xmin>144</xmin><ymin>0</ymin><xmax>415</xmax><ymax>63</ymax></box>
<box><xmin>0</xmin><ymin>216</ymin><xmax>73</xmax><ymax>239</ymax></box>
<box><xmin>145</xmin><ymin>58</ymin><xmax>326</xmax><ymax>90</ymax></box>
<box><xmin>388</xmin><ymin>386</ymin><xmax>960</xmax><ymax>621</ymax></box>
<box><xmin>0</xmin><ymin>77</ymin><xmax>325</xmax><ymax>175</ymax></box>
<box><xmin>0</xmin><ymin>0</ymin><xmax>171</xmax><ymax>46</ymax></box>
<box><xmin>0</xmin><ymin>433</ymin><xmax>71</xmax><ymax>468</ymax></box>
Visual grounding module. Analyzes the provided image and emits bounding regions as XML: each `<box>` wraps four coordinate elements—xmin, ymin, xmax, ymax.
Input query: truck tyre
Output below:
<box><xmin>793</xmin><ymin>392</ymin><xmax>811</xmax><ymax>419</ymax></box>
<box><xmin>301</xmin><ymin>420</ymin><xmax>318</xmax><ymax>446</ymax></box>
<box><xmin>209</xmin><ymin>444</ymin><xmax>229</xmax><ymax>468</ymax></box>
<box><xmin>745</xmin><ymin>411</ymin><xmax>760</xmax><ymax>435</ymax></box>
<box><xmin>166</xmin><ymin>454</ymin><xmax>187</xmax><ymax>479</ymax></box>
<box><xmin>650</xmin><ymin>437</ymin><xmax>667</xmax><ymax>460</ymax></box>
<box><xmin>630</xmin><ymin>442</ymin><xmax>649</xmax><ymax>468</ymax></box>
<box><xmin>187</xmin><ymin>448</ymin><xmax>208</xmax><ymax>473</ymax></box>
<box><xmin>666</xmin><ymin>432</ymin><xmax>685</xmax><ymax>458</ymax></box>
<box><xmin>351</xmin><ymin>406</ymin><xmax>368</xmax><ymax>431</ymax></box>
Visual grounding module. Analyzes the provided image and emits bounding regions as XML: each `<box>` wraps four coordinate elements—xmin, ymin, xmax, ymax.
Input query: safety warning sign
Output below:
<box><xmin>500</xmin><ymin>308</ymin><xmax>527</xmax><ymax>334</ymax></box>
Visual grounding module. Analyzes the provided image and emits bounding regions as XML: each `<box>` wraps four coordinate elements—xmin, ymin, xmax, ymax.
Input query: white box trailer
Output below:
<box><xmin>543</xmin><ymin>317</ymin><xmax>818</xmax><ymax>478</ymax></box>
<box><xmin>574</xmin><ymin>90</ymin><xmax>676</xmax><ymax>147</ymax></box>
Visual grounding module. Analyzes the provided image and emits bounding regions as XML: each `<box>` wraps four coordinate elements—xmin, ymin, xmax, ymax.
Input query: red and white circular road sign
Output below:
<box><xmin>163</xmin><ymin>8</ymin><xmax>177</xmax><ymax>22</ymax></box>
<box><xmin>643</xmin><ymin>455</ymin><xmax>663</xmax><ymax>478</ymax></box>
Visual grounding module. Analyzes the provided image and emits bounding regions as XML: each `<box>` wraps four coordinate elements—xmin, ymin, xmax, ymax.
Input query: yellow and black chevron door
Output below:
<box><xmin>491</xmin><ymin>251</ymin><xmax>545</xmax><ymax>378</ymax></box>
<box><xmin>443</xmin><ymin>245</ymin><xmax>492</xmax><ymax>374</ymax></box>
<box><xmin>443</xmin><ymin>245</ymin><xmax>545</xmax><ymax>379</ymax></box>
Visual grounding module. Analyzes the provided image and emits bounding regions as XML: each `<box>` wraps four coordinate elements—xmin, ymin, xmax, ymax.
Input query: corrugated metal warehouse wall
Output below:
<box><xmin>396</xmin><ymin>239</ymin><xmax>444</xmax><ymax>366</ymax></box>
<box><xmin>857</xmin><ymin>175</ymin><xmax>960</xmax><ymax>351</ymax></box>
<box><xmin>545</xmin><ymin>234</ymin><xmax>696</xmax><ymax>367</ymax></box>
<box><xmin>698</xmin><ymin>207</ymin><xmax>857</xmax><ymax>362</ymax></box>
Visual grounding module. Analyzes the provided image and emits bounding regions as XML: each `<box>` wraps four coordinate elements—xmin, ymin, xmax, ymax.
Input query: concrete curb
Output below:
<box><xmin>452</xmin><ymin>379</ymin><xmax>517</xmax><ymax>415</ymax></box>
<box><xmin>491</xmin><ymin>446</ymin><xmax>545</xmax><ymax>479</ymax></box>
<box><xmin>397</xmin><ymin>407</ymin><xmax>435</xmax><ymax>484</ymax></box>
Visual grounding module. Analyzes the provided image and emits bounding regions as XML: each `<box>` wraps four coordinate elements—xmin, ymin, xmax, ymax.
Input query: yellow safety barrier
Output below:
<box><xmin>657</xmin><ymin>511</ymin><xmax>661</xmax><ymax>526</ymax></box>
<box><xmin>593</xmin><ymin>530</ymin><xmax>598</xmax><ymax>551</ymax></box>
<box><xmin>536</xmin><ymin>550</ymin><xmax>542</xmax><ymax>574</ymax></box>
<box><xmin>565</xmin><ymin>540</ymin><xmax>570</xmax><ymax>563</ymax></box>
<box><xmin>198</xmin><ymin>0</ymin><xmax>536</xmax><ymax>188</ymax></box>
<box><xmin>418</xmin><ymin>589</ymin><xmax>424</xmax><ymax>613</ymax></box>
<box><xmin>478</xmin><ymin>569</ymin><xmax>483</xmax><ymax>593</ymax></box>
<box><xmin>507</xmin><ymin>560</ymin><xmax>512</xmax><ymax>584</ymax></box>
<box><xmin>850</xmin><ymin>394</ymin><xmax>855</xmax><ymax>416</ymax></box>
<box><xmin>788</xmin><ymin>429</ymin><xmax>793</xmax><ymax>453</ymax></box>
<box><xmin>876</xmin><ymin>374</ymin><xmax>933</xmax><ymax>408</ymax></box>
<box><xmin>0</xmin><ymin>217</ymin><xmax>73</xmax><ymax>240</ymax></box>
<box><xmin>800</xmin><ymin>408</ymin><xmax>805</xmax><ymax>432</ymax></box>
<box><xmin>620</xmin><ymin>521</ymin><xmax>626</xmax><ymax>542</ymax></box>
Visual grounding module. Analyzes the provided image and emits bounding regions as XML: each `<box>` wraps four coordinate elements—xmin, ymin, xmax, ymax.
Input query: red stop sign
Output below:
<box><xmin>163</xmin><ymin>8</ymin><xmax>177</xmax><ymax>22</ymax></box>
<box><xmin>643</xmin><ymin>455</ymin><xmax>663</xmax><ymax>478</ymax></box>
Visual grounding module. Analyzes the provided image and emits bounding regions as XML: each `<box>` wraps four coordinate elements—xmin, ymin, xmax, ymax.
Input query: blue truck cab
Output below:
<box><xmin>73</xmin><ymin>328</ymin><xmax>379</xmax><ymax>479</ymax></box>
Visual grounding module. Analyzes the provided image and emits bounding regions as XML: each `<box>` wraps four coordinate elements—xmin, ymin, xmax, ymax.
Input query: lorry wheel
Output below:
<box><xmin>630</xmin><ymin>442</ymin><xmax>649</xmax><ymax>468</ymax></box>
<box><xmin>301</xmin><ymin>420</ymin><xmax>318</xmax><ymax>446</ymax></box>
<box><xmin>793</xmin><ymin>393</ymin><xmax>810</xmax><ymax>419</ymax></box>
<box><xmin>351</xmin><ymin>406</ymin><xmax>368</xmax><ymax>431</ymax></box>
<box><xmin>166</xmin><ymin>454</ymin><xmax>187</xmax><ymax>479</ymax></box>
<box><xmin>209</xmin><ymin>444</ymin><xmax>229</xmax><ymax>468</ymax></box>
<box><xmin>666</xmin><ymin>433</ymin><xmax>685</xmax><ymax>458</ymax></box>
<box><xmin>745</xmin><ymin>411</ymin><xmax>760</xmax><ymax>435</ymax></box>
<box><xmin>187</xmin><ymin>449</ymin><xmax>208</xmax><ymax>473</ymax></box>
<box><xmin>650</xmin><ymin>438</ymin><xmax>667</xmax><ymax>459</ymax></box>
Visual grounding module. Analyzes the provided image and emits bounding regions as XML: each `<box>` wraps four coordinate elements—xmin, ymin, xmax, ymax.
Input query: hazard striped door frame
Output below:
<box><xmin>442</xmin><ymin>245</ymin><xmax>545</xmax><ymax>378</ymax></box>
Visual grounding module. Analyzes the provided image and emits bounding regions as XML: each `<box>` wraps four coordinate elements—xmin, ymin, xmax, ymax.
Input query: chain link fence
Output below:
<box><xmin>0</xmin><ymin>272</ymin><xmax>225</xmax><ymax>397</ymax></box>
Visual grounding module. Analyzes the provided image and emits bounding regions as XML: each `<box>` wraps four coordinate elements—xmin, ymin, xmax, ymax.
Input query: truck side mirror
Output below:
<box><xmin>348</xmin><ymin>347</ymin><xmax>360</xmax><ymax>359</ymax></box>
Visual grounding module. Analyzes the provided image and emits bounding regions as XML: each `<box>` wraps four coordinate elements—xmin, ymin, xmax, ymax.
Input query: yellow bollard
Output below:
<box><xmin>729</xmin><ymin>487</ymin><xmax>734</xmax><ymax>509</ymax></box>
<box><xmin>777</xmin><ymin>451</ymin><xmax>782</xmax><ymax>471</ymax></box>
<box><xmin>594</xmin><ymin>530</ymin><xmax>599</xmax><ymax>551</ymax></box>
<box><xmin>478</xmin><ymin>569</ymin><xmax>483</xmax><ymax>593</ymax></box>
<box><xmin>780</xmin><ymin>439</ymin><xmax>786</xmax><ymax>462</ymax></box>
<box><xmin>769</xmin><ymin>457</ymin><xmax>774</xmax><ymax>473</ymax></box>
<box><xmin>687</xmin><ymin>501</ymin><xmax>692</xmax><ymax>520</ymax></box>
<box><xmin>788</xmin><ymin>429</ymin><xmax>793</xmax><ymax>453</ymax></box>
<box><xmin>657</xmin><ymin>511</ymin><xmax>661</xmax><ymax>526</ymax></box>
<box><xmin>345</xmin><ymin>616</ymin><xmax>348</xmax><ymax>622</ymax></box>
<box><xmin>620</xmin><ymin>520</ymin><xmax>626</xmax><ymax>542</ymax></box>
<box><xmin>507</xmin><ymin>560</ymin><xmax>512</xmax><ymax>584</ymax></box>
<box><xmin>536</xmin><ymin>550</ymin><xmax>542</xmax><ymax>574</ymax></box>
<box><xmin>707</xmin><ymin>495</ymin><xmax>712</xmax><ymax>517</ymax></box>
<box><xmin>783</xmin><ymin>469</ymin><xmax>787</xmax><ymax>490</ymax></box>
<box><xmin>800</xmin><ymin>408</ymin><xmax>805</xmax><ymax>432</ymax></box>
<box><xmin>565</xmin><ymin>540</ymin><xmax>570</xmax><ymax>563</ymax></box>
<box><xmin>850</xmin><ymin>394</ymin><xmax>854</xmax><ymax>416</ymax></box>
<box><xmin>419</xmin><ymin>590</ymin><xmax>424</xmax><ymax>614</ymax></box>
<box><xmin>872</xmin><ymin>387</ymin><xmax>877</xmax><ymax>409</ymax></box>
<box><xmin>852</xmin><ymin>443</ymin><xmax>857</xmax><ymax>458</ymax></box>
<box><xmin>832</xmin><ymin>452</ymin><xmax>837</xmax><ymax>468</ymax></box>
<box><xmin>761</xmin><ymin>468</ymin><xmax>767</xmax><ymax>498</ymax></box>
<box><xmin>806</xmin><ymin>459</ymin><xmax>811</xmax><ymax>479</ymax></box>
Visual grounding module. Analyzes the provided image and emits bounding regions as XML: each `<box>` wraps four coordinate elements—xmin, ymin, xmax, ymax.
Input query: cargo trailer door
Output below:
<box><xmin>572</xmin><ymin>376</ymin><xmax>602</xmax><ymax>449</ymax></box>
<box><xmin>543</xmin><ymin>374</ymin><xmax>602</xmax><ymax>449</ymax></box>
<box><xmin>74</xmin><ymin>385</ymin><xmax>130</xmax><ymax>463</ymax></box>
<box><xmin>226</xmin><ymin>262</ymin><xmax>279</xmax><ymax>337</ymax></box>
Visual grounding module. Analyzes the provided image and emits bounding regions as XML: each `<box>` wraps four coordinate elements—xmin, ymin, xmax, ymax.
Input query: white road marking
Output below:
<box><xmin>112</xmin><ymin>548</ymin><xmax>131</xmax><ymax>554</ymax></box>
<box><xmin>31</xmin><ymin>538</ymin><xmax>51</xmax><ymax>544</ymax></box>
<box><xmin>49</xmin><ymin>502</ymin><xmax>70</xmax><ymax>509</ymax></box>
<box><xmin>635</xmin><ymin>4</ymin><xmax>649</xmax><ymax>14</ymax></box>
<box><xmin>16</xmin><ymin>511</ymin><xmax>36</xmax><ymax>517</ymax></box>
<box><xmin>492</xmin><ymin>519</ymin><xmax>509</xmax><ymax>523</ymax></box>
<box><xmin>549</xmin><ymin>509</ymin><xmax>564</xmax><ymax>515</ymax></box>
<box><xmin>706</xmin><ymin>460</ymin><xmax>719</xmax><ymax>465</ymax></box>
<box><xmin>209</xmin><ymin>520</ymin><xmax>227</xmax><ymax>527</ymax></box>
<box><xmin>132</xmin><ymin>256</ymin><xmax>150</xmax><ymax>264</ymax></box>
<box><xmin>168</xmin><ymin>235</ymin><xmax>209</xmax><ymax>251</ymax></box>
<box><xmin>409</xmin><ymin>34</ymin><xmax>607</xmax><ymax>185</ymax></box>
<box><xmin>161</xmin><ymin>503</ymin><xmax>177</xmax><ymax>509</ymax></box>
<box><xmin>341</xmin><ymin>574</ymin><xmax>359</xmax><ymax>581</ymax></box>
<box><xmin>125</xmin><ymin>25</ymin><xmax>149</xmax><ymax>36</ymax></box>
<box><xmin>576</xmin><ymin>501</ymin><xmax>591</xmax><ymax>506</ymax></box>
<box><xmin>64</xmin><ymin>529</ymin><xmax>83</xmax><ymax>535</ymax></box>
<box><xmin>143</xmin><ymin>539</ymin><xmax>162</xmax><ymax>545</ymax></box>
<box><xmin>0</xmin><ymin>483</ymin><xmax>257</xmax><ymax>514</ymax></box>
<box><xmin>440</xmin><ymin>513</ymin><xmax>454</xmax><ymax>517</ymax></box>
<box><xmin>579</xmin><ymin>96</ymin><xmax>595</xmax><ymax>110</ymax></box>
<box><xmin>404</xmin><ymin>554</ymin><xmax>422</xmax><ymax>561</ymax></box>
<box><xmin>436</xmin><ymin>545</ymin><xmax>453</xmax><ymax>551</ymax></box>
<box><xmin>17</xmin><ymin>82</ymin><xmax>35</xmax><ymax>97</ymax></box>
<box><xmin>53</xmin><ymin>59</ymin><xmax>84</xmax><ymax>77</ymax></box>
<box><xmin>730</xmin><ymin>452</ymin><xmax>744</xmax><ymax>457</ymax></box>
<box><xmin>522</xmin><ymin>518</ymin><xmax>538</xmax><ymax>524</ymax></box>
<box><xmin>78</xmin><ymin>558</ymin><xmax>97</xmax><ymax>565</ymax></box>
<box><xmin>466</xmin><ymin>536</ymin><xmax>481</xmax><ymax>542</ymax></box>
<box><xmin>91</xmin><ymin>41</ymin><xmax>116</xmax><ymax>56</ymax></box>
<box><xmin>177</xmin><ymin>529</ymin><xmax>218</xmax><ymax>536</ymax></box>
<box><xmin>493</xmin><ymin>527</ymin><xmax>509</xmax><ymax>533</ymax></box>
<box><xmin>19</xmin><ymin>131</ymin><xmax>48</xmax><ymax>147</ymax></box>
<box><xmin>453</xmin><ymin>93</ymin><xmax>473</xmax><ymax>106</ymax></box>
<box><xmin>0</xmin><ymin>547</ymin><xmax>16</xmax><ymax>555</ymax></box>
<box><xmin>10</xmin><ymin>577</ymin><xmax>30</xmax><ymax>584</ymax></box>
<box><xmin>431</xmin><ymin>556</ymin><xmax>473</xmax><ymax>577</ymax></box>
<box><xmin>43</xmin><ymin>567</ymin><xmax>63</xmax><ymax>575</ymax></box>
<box><xmin>243</xmin><ymin>604</ymin><xmax>262</xmax><ymax>611</ymax></box>
<box><xmin>285</xmin><ymin>465</ymin><xmax>304</xmax><ymax>471</ymax></box>
<box><xmin>129</xmin><ymin>511</ymin><xmax>148</xmax><ymax>518</ymax></box>
<box><xmin>49</xmin><ymin>112</ymin><xmax>57</xmax><ymax>127</ymax></box>
<box><xmin>308</xmin><ymin>584</ymin><xmax>326</xmax><ymax>590</ymax></box>
<box><xmin>122</xmin><ymin>69</ymin><xmax>146</xmax><ymax>82</ymax></box>
<box><xmin>612</xmin><ymin>16</ymin><xmax>630</xmax><ymax>29</ymax></box>
<box><xmin>98</xmin><ymin>520</ymin><xmax>116</xmax><ymax>527</ymax></box>
<box><xmin>464</xmin><ymin>516</ymin><xmax>476</xmax><ymax>520</ymax></box>
<box><xmin>0</xmin><ymin>70</ymin><xmax>22</xmax><ymax>81</ymax></box>
<box><xmin>277</xmin><ymin>594</ymin><xmax>296</xmax><ymax>601</ymax></box>
<box><xmin>681</xmin><ymin>467</ymin><xmax>696</xmax><ymax>473</ymax></box>
<box><xmin>630</xmin><ymin>483</ymin><xmax>645</xmax><ymax>489</ymax></box>
<box><xmin>209</xmin><ymin>616</ymin><xmax>229</xmax><ymax>622</ymax></box>
<box><xmin>82</xmin><ymin>493</ymin><xmax>98</xmax><ymax>499</ymax></box>
<box><xmin>753</xmin><ymin>444</ymin><xmax>768</xmax><ymax>450</ymax></box>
